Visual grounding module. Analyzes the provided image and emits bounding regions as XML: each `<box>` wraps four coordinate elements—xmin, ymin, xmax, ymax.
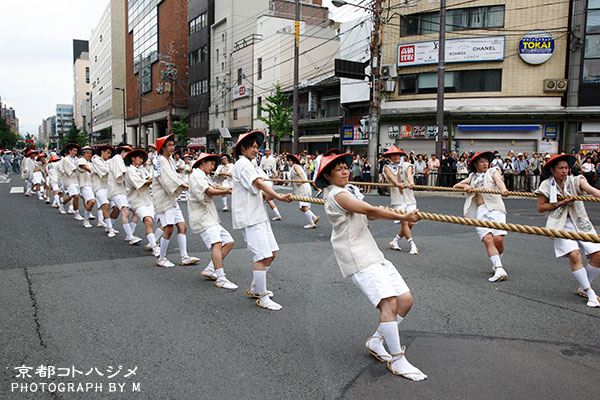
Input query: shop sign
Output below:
<box><xmin>397</xmin><ymin>36</ymin><xmax>505</xmax><ymax>67</ymax></box>
<box><xmin>543</xmin><ymin>124</ymin><xmax>558</xmax><ymax>139</ymax></box>
<box><xmin>388</xmin><ymin>125</ymin><xmax>399</xmax><ymax>138</ymax></box>
<box><xmin>426</xmin><ymin>125</ymin><xmax>448</xmax><ymax>138</ymax></box>
<box><xmin>539</xmin><ymin>141</ymin><xmax>559</xmax><ymax>154</ymax></box>
<box><xmin>581</xmin><ymin>143</ymin><xmax>600</xmax><ymax>152</ymax></box>
<box><xmin>519</xmin><ymin>30</ymin><xmax>554</xmax><ymax>65</ymax></box>
<box><xmin>343</xmin><ymin>125</ymin><xmax>368</xmax><ymax>145</ymax></box>
<box><xmin>413</xmin><ymin>125</ymin><xmax>426</xmax><ymax>137</ymax></box>
<box><xmin>188</xmin><ymin>137</ymin><xmax>207</xmax><ymax>147</ymax></box>
<box><xmin>400</xmin><ymin>125</ymin><xmax>412</xmax><ymax>138</ymax></box>
<box><xmin>232</xmin><ymin>85</ymin><xmax>249</xmax><ymax>100</ymax></box>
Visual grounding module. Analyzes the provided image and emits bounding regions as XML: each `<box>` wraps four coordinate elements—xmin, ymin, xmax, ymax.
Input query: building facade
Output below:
<box><xmin>125</xmin><ymin>0</ymin><xmax>188</xmax><ymax>148</ymax></box>
<box><xmin>55</xmin><ymin>104</ymin><xmax>73</xmax><ymax>139</ymax></box>
<box><xmin>1</xmin><ymin>104</ymin><xmax>19</xmax><ymax>134</ymax></box>
<box><xmin>187</xmin><ymin>0</ymin><xmax>214</xmax><ymax>145</ymax></box>
<box><xmin>90</xmin><ymin>0</ymin><xmax>127</xmax><ymax>144</ymax></box>
<box><xmin>72</xmin><ymin>40</ymin><xmax>90</xmax><ymax>131</ymax></box>
<box><xmin>378</xmin><ymin>0</ymin><xmax>571</xmax><ymax>157</ymax></box>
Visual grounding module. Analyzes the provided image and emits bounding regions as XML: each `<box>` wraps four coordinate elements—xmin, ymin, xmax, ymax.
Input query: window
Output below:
<box><xmin>222</xmin><ymin>32</ymin><xmax>225</xmax><ymax>42</ymax></box>
<box><xmin>201</xmin><ymin>46</ymin><xmax>208</xmax><ymax>62</ymax></box>
<box><xmin>222</xmin><ymin>62</ymin><xmax>225</xmax><ymax>72</ymax></box>
<box><xmin>257</xmin><ymin>58</ymin><xmax>262</xmax><ymax>80</ymax></box>
<box><xmin>216</xmin><ymin>104</ymin><xmax>219</xmax><ymax>116</ymax></box>
<box><xmin>237</xmin><ymin>68</ymin><xmax>243</xmax><ymax>85</ymax></box>
<box><xmin>189</xmin><ymin>12</ymin><xmax>207</xmax><ymax>35</ymax></box>
<box><xmin>189</xmin><ymin>50</ymin><xmax>199</xmax><ymax>67</ymax></box>
<box><xmin>201</xmin><ymin>79</ymin><xmax>209</xmax><ymax>94</ymax></box>
<box><xmin>233</xmin><ymin>109</ymin><xmax>238</xmax><ymax>120</ymax></box>
<box><xmin>85</xmin><ymin>67</ymin><xmax>90</xmax><ymax>84</ymax></box>
<box><xmin>401</xmin><ymin>6</ymin><xmax>504</xmax><ymax>36</ymax></box>
<box><xmin>257</xmin><ymin>96</ymin><xmax>262</xmax><ymax>117</ymax></box>
<box><xmin>216</xmin><ymin>49</ymin><xmax>219</xmax><ymax>61</ymax></box>
<box><xmin>398</xmin><ymin>69</ymin><xmax>501</xmax><ymax>94</ymax></box>
<box><xmin>583</xmin><ymin>1</ymin><xmax>600</xmax><ymax>83</ymax></box>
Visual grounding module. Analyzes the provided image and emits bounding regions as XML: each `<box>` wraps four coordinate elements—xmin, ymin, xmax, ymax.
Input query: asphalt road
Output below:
<box><xmin>1</xmin><ymin>173</ymin><xmax>599</xmax><ymax>399</ymax></box>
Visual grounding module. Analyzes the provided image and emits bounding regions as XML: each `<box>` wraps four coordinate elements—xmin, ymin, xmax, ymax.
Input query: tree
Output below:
<box><xmin>60</xmin><ymin>125</ymin><xmax>89</xmax><ymax>148</ymax></box>
<box><xmin>0</xmin><ymin>117</ymin><xmax>20</xmax><ymax>148</ymax></box>
<box><xmin>257</xmin><ymin>84</ymin><xmax>292</xmax><ymax>151</ymax></box>
<box><xmin>171</xmin><ymin>116</ymin><xmax>190</xmax><ymax>149</ymax></box>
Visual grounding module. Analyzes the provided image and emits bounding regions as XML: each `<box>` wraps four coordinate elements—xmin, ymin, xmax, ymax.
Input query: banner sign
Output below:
<box><xmin>397</xmin><ymin>36</ymin><xmax>505</xmax><ymax>67</ymax></box>
<box><xmin>519</xmin><ymin>30</ymin><xmax>554</xmax><ymax>65</ymax></box>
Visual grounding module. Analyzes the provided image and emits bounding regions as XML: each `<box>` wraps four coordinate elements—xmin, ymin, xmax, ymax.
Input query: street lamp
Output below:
<box><xmin>115</xmin><ymin>87</ymin><xmax>126</xmax><ymax>144</ymax></box>
<box><xmin>331</xmin><ymin>0</ymin><xmax>370</xmax><ymax>11</ymax></box>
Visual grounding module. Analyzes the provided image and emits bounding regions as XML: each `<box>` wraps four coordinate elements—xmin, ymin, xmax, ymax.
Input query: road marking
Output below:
<box><xmin>10</xmin><ymin>186</ymin><xmax>24</xmax><ymax>193</ymax></box>
<box><xmin>0</xmin><ymin>174</ymin><xmax>11</xmax><ymax>183</ymax></box>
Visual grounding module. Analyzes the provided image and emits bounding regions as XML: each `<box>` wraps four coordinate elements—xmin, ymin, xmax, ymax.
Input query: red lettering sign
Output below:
<box><xmin>399</xmin><ymin>45</ymin><xmax>415</xmax><ymax>63</ymax></box>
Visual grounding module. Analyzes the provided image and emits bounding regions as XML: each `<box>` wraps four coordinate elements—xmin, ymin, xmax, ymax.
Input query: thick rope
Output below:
<box><xmin>287</xmin><ymin>194</ymin><xmax>600</xmax><ymax>244</ymax></box>
<box><xmin>267</xmin><ymin>178</ymin><xmax>600</xmax><ymax>202</ymax></box>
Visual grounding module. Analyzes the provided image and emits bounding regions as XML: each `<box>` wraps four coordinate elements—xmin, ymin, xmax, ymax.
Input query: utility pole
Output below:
<box><xmin>435</xmin><ymin>0</ymin><xmax>446</xmax><ymax>168</ymax></box>
<box><xmin>138</xmin><ymin>54</ymin><xmax>143</xmax><ymax>147</ymax></box>
<box><xmin>89</xmin><ymin>91</ymin><xmax>94</xmax><ymax>145</ymax></box>
<box><xmin>158</xmin><ymin>42</ymin><xmax>178</xmax><ymax>137</ymax></box>
<box><xmin>292</xmin><ymin>0</ymin><xmax>300</xmax><ymax>154</ymax></box>
<box><xmin>368</xmin><ymin>0</ymin><xmax>383</xmax><ymax>181</ymax></box>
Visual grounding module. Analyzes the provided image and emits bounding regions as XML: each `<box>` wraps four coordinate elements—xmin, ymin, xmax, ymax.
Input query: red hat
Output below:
<box><xmin>155</xmin><ymin>134</ymin><xmax>175</xmax><ymax>154</ymax></box>
<box><xmin>324</xmin><ymin>148</ymin><xmax>341</xmax><ymax>156</ymax></box>
<box><xmin>192</xmin><ymin>153</ymin><xmax>220</xmax><ymax>169</ymax></box>
<box><xmin>115</xmin><ymin>143</ymin><xmax>133</xmax><ymax>154</ymax></box>
<box><xmin>148</xmin><ymin>143</ymin><xmax>157</xmax><ymax>150</ymax></box>
<box><xmin>286</xmin><ymin>154</ymin><xmax>301</xmax><ymax>164</ymax></box>
<box><xmin>124</xmin><ymin>149</ymin><xmax>148</xmax><ymax>166</ymax></box>
<box><xmin>36</xmin><ymin>153</ymin><xmax>47</xmax><ymax>160</ymax></box>
<box><xmin>233</xmin><ymin>131</ymin><xmax>265</xmax><ymax>158</ymax></box>
<box><xmin>468</xmin><ymin>151</ymin><xmax>494</xmax><ymax>173</ymax></box>
<box><xmin>541</xmin><ymin>154</ymin><xmax>576</xmax><ymax>179</ymax></box>
<box><xmin>384</xmin><ymin>145</ymin><xmax>406</xmax><ymax>157</ymax></box>
<box><xmin>183</xmin><ymin>153</ymin><xmax>193</xmax><ymax>160</ymax></box>
<box><xmin>314</xmin><ymin>153</ymin><xmax>353</xmax><ymax>189</ymax></box>
<box><xmin>95</xmin><ymin>144</ymin><xmax>115</xmax><ymax>156</ymax></box>
<box><xmin>47</xmin><ymin>155</ymin><xmax>61</xmax><ymax>163</ymax></box>
<box><xmin>26</xmin><ymin>149</ymin><xmax>39</xmax><ymax>156</ymax></box>
<box><xmin>63</xmin><ymin>143</ymin><xmax>81</xmax><ymax>153</ymax></box>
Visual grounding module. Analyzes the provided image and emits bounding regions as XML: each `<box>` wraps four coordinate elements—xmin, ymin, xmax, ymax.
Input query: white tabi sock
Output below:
<box><xmin>304</xmin><ymin>210</ymin><xmax>314</xmax><ymax>225</ymax></box>
<box><xmin>129</xmin><ymin>222</ymin><xmax>137</xmax><ymax>234</ymax></box>
<box><xmin>586</xmin><ymin>263</ymin><xmax>600</xmax><ymax>284</ymax></box>
<box><xmin>177</xmin><ymin>233</ymin><xmax>187</xmax><ymax>257</ymax></box>
<box><xmin>155</xmin><ymin>227</ymin><xmax>164</xmax><ymax>239</ymax></box>
<box><xmin>206</xmin><ymin>260</ymin><xmax>214</xmax><ymax>270</ymax></box>
<box><xmin>490</xmin><ymin>255</ymin><xmax>502</xmax><ymax>268</ymax></box>
<box><xmin>122</xmin><ymin>223</ymin><xmax>133</xmax><ymax>239</ymax></box>
<box><xmin>105</xmin><ymin>218</ymin><xmax>113</xmax><ymax>230</ymax></box>
<box><xmin>221</xmin><ymin>197</ymin><xmax>227</xmax><ymax>207</ymax></box>
<box><xmin>379</xmin><ymin>322</ymin><xmax>402</xmax><ymax>355</ymax></box>
<box><xmin>273</xmin><ymin>207</ymin><xmax>281</xmax><ymax>218</ymax></box>
<box><xmin>573</xmin><ymin>268</ymin><xmax>591</xmax><ymax>290</ymax></box>
<box><xmin>254</xmin><ymin>270</ymin><xmax>267</xmax><ymax>295</ymax></box>
<box><xmin>397</xmin><ymin>315</ymin><xmax>404</xmax><ymax>325</ymax></box>
<box><xmin>160</xmin><ymin>238</ymin><xmax>169</xmax><ymax>258</ymax></box>
<box><xmin>215</xmin><ymin>268</ymin><xmax>225</xmax><ymax>278</ymax></box>
<box><xmin>147</xmin><ymin>233</ymin><xmax>157</xmax><ymax>248</ymax></box>
<box><xmin>97</xmin><ymin>211</ymin><xmax>104</xmax><ymax>224</ymax></box>
<box><xmin>84</xmin><ymin>210</ymin><xmax>90</xmax><ymax>221</ymax></box>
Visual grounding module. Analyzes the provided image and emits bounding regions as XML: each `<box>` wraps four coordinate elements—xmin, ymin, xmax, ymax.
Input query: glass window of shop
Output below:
<box><xmin>583</xmin><ymin>1</ymin><xmax>600</xmax><ymax>83</ymax></box>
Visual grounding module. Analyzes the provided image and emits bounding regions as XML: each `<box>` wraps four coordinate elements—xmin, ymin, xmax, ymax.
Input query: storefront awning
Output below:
<box><xmin>299</xmin><ymin>134</ymin><xmax>338</xmax><ymax>143</ymax></box>
<box><xmin>458</xmin><ymin>124</ymin><xmax>540</xmax><ymax>131</ymax></box>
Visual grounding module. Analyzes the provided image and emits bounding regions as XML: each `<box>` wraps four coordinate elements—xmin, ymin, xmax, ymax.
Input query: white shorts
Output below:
<box><xmin>242</xmin><ymin>221</ymin><xmax>279</xmax><ymax>262</ymax></box>
<box><xmin>51</xmin><ymin>182</ymin><xmax>60</xmax><ymax>192</ymax></box>
<box><xmin>298</xmin><ymin>202</ymin><xmax>311</xmax><ymax>209</ymax></box>
<box><xmin>393</xmin><ymin>203</ymin><xmax>416</xmax><ymax>212</ymax></box>
<box><xmin>111</xmin><ymin>194</ymin><xmax>130</xmax><ymax>210</ymax></box>
<box><xmin>95</xmin><ymin>188</ymin><xmax>109</xmax><ymax>206</ymax></box>
<box><xmin>221</xmin><ymin>180</ymin><xmax>232</xmax><ymax>188</ymax></box>
<box><xmin>351</xmin><ymin>260</ymin><xmax>410</xmax><ymax>307</ymax></box>
<box><xmin>67</xmin><ymin>183</ymin><xmax>80</xmax><ymax>197</ymax></box>
<box><xmin>156</xmin><ymin>205</ymin><xmax>185</xmax><ymax>226</ymax></box>
<box><xmin>80</xmin><ymin>186</ymin><xmax>95</xmax><ymax>203</ymax></box>
<box><xmin>135</xmin><ymin>204</ymin><xmax>155</xmax><ymax>220</ymax></box>
<box><xmin>475</xmin><ymin>204</ymin><xmax>507</xmax><ymax>240</ymax></box>
<box><xmin>32</xmin><ymin>171</ymin><xmax>43</xmax><ymax>185</ymax></box>
<box><xmin>200</xmin><ymin>224</ymin><xmax>234</xmax><ymax>250</ymax></box>
<box><xmin>554</xmin><ymin>218</ymin><xmax>600</xmax><ymax>258</ymax></box>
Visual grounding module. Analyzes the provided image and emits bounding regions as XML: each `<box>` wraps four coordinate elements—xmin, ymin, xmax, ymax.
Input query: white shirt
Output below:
<box><xmin>260</xmin><ymin>155</ymin><xmax>277</xmax><ymax>172</ymax></box>
<box><xmin>125</xmin><ymin>165</ymin><xmax>153</xmax><ymax>210</ymax></box>
<box><xmin>107</xmin><ymin>155</ymin><xmax>127</xmax><ymax>198</ymax></box>
<box><xmin>232</xmin><ymin>155</ymin><xmax>268</xmax><ymax>229</ymax></box>
<box><xmin>188</xmin><ymin>169</ymin><xmax>220</xmax><ymax>233</ymax></box>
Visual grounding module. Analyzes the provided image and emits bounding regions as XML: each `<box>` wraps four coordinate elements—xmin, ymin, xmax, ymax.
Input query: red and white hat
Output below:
<box><xmin>384</xmin><ymin>145</ymin><xmax>406</xmax><ymax>158</ymax></box>
<box><xmin>192</xmin><ymin>153</ymin><xmax>220</xmax><ymax>169</ymax></box>
<box><xmin>314</xmin><ymin>153</ymin><xmax>353</xmax><ymax>189</ymax></box>
<box><xmin>541</xmin><ymin>154</ymin><xmax>576</xmax><ymax>179</ymax></box>
<box><xmin>286</xmin><ymin>154</ymin><xmax>301</xmax><ymax>164</ymax></box>
<box><xmin>468</xmin><ymin>151</ymin><xmax>494</xmax><ymax>173</ymax></box>
<box><xmin>124</xmin><ymin>149</ymin><xmax>149</xmax><ymax>166</ymax></box>
<box><xmin>47</xmin><ymin>155</ymin><xmax>61</xmax><ymax>163</ymax></box>
<box><xmin>233</xmin><ymin>131</ymin><xmax>265</xmax><ymax>158</ymax></box>
<box><xmin>155</xmin><ymin>134</ymin><xmax>175</xmax><ymax>154</ymax></box>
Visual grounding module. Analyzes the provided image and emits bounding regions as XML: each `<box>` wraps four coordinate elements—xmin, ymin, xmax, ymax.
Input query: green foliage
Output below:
<box><xmin>60</xmin><ymin>125</ymin><xmax>89</xmax><ymax>148</ymax></box>
<box><xmin>171</xmin><ymin>116</ymin><xmax>189</xmax><ymax>148</ymax></box>
<box><xmin>257</xmin><ymin>84</ymin><xmax>292</xmax><ymax>150</ymax></box>
<box><xmin>0</xmin><ymin>117</ymin><xmax>20</xmax><ymax>148</ymax></box>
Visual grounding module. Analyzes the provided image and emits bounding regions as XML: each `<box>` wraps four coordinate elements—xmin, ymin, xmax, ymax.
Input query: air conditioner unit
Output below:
<box><xmin>544</xmin><ymin>79</ymin><xmax>568</xmax><ymax>93</ymax></box>
<box><xmin>381</xmin><ymin>64</ymin><xmax>398</xmax><ymax>79</ymax></box>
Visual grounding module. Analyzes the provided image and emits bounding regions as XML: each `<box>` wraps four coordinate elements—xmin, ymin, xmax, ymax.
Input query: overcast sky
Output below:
<box><xmin>0</xmin><ymin>0</ymin><xmax>365</xmax><ymax>138</ymax></box>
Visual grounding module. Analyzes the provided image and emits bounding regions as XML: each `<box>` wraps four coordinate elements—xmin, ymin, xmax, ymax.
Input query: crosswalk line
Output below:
<box><xmin>10</xmin><ymin>186</ymin><xmax>24</xmax><ymax>193</ymax></box>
